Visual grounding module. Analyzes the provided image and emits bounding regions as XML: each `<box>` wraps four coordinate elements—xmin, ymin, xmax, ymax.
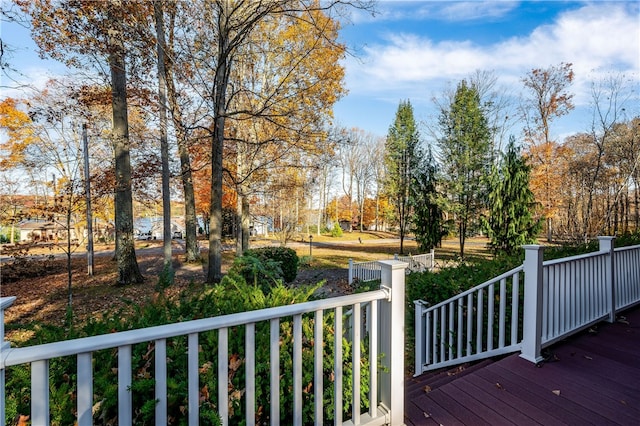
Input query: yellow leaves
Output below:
<box><xmin>524</xmin><ymin>141</ymin><xmax>568</xmax><ymax>218</ymax></box>
<box><xmin>0</xmin><ymin>98</ymin><xmax>36</xmax><ymax>170</ymax></box>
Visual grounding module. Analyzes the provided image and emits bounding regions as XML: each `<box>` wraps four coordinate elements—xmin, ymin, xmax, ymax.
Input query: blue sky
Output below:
<box><xmin>2</xmin><ymin>1</ymin><xmax>639</xmax><ymax>142</ymax></box>
<box><xmin>333</xmin><ymin>1</ymin><xmax>640</xmax><ymax>139</ymax></box>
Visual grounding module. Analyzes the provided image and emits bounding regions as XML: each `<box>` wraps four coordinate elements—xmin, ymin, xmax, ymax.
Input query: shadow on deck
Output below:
<box><xmin>405</xmin><ymin>305</ymin><xmax>640</xmax><ymax>425</ymax></box>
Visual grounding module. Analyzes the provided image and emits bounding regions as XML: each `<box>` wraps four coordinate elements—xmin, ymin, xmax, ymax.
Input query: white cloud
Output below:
<box><xmin>436</xmin><ymin>1</ymin><xmax>519</xmax><ymax>22</ymax></box>
<box><xmin>345</xmin><ymin>2</ymin><xmax>640</xmax><ymax>107</ymax></box>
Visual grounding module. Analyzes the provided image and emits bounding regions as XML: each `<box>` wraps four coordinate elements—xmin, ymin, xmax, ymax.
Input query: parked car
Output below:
<box><xmin>172</xmin><ymin>231</ymin><xmax>183</xmax><ymax>239</ymax></box>
<box><xmin>136</xmin><ymin>232</ymin><xmax>152</xmax><ymax>240</ymax></box>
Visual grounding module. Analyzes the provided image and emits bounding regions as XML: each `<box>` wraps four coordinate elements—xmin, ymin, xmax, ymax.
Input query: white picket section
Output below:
<box><xmin>349</xmin><ymin>250</ymin><xmax>434</xmax><ymax>285</ymax></box>
<box><xmin>348</xmin><ymin>259</ymin><xmax>382</xmax><ymax>285</ymax></box>
<box><xmin>415</xmin><ymin>238</ymin><xmax>640</xmax><ymax>375</ymax></box>
<box><xmin>395</xmin><ymin>251</ymin><xmax>434</xmax><ymax>272</ymax></box>
<box><xmin>1</xmin><ymin>261</ymin><xmax>408</xmax><ymax>426</ymax></box>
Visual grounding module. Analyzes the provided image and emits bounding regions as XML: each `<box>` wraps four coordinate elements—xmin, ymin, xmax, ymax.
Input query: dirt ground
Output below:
<box><xmin>0</xmin><ymin>246</ymin><xmax>351</xmax><ymax>341</ymax></box>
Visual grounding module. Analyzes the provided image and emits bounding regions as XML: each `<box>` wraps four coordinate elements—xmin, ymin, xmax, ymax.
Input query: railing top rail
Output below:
<box><xmin>419</xmin><ymin>265</ymin><xmax>524</xmax><ymax>313</ymax></box>
<box><xmin>2</xmin><ymin>289</ymin><xmax>387</xmax><ymax>368</ymax></box>
<box><xmin>350</xmin><ymin>259</ymin><xmax>381</xmax><ymax>266</ymax></box>
<box><xmin>542</xmin><ymin>250</ymin><xmax>607</xmax><ymax>267</ymax></box>
<box><xmin>615</xmin><ymin>244</ymin><xmax>640</xmax><ymax>253</ymax></box>
<box><xmin>0</xmin><ymin>296</ymin><xmax>16</xmax><ymax>310</ymax></box>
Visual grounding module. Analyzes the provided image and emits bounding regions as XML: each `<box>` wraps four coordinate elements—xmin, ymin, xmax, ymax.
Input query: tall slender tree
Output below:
<box><xmin>484</xmin><ymin>137</ymin><xmax>542</xmax><ymax>255</ymax></box>
<box><xmin>384</xmin><ymin>100</ymin><xmax>421</xmax><ymax>254</ymax></box>
<box><xmin>412</xmin><ymin>145</ymin><xmax>444</xmax><ymax>251</ymax></box>
<box><xmin>437</xmin><ymin>80</ymin><xmax>492</xmax><ymax>258</ymax></box>
<box><xmin>154</xmin><ymin>0</ymin><xmax>173</xmax><ymax>272</ymax></box>
<box><xmin>108</xmin><ymin>2</ymin><xmax>143</xmax><ymax>284</ymax></box>
<box><xmin>18</xmin><ymin>0</ymin><xmax>143</xmax><ymax>284</ymax></box>
<box><xmin>521</xmin><ymin>62</ymin><xmax>574</xmax><ymax>242</ymax></box>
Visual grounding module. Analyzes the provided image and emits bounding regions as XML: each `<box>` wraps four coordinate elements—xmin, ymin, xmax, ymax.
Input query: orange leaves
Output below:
<box><xmin>524</xmin><ymin>141</ymin><xmax>568</xmax><ymax>219</ymax></box>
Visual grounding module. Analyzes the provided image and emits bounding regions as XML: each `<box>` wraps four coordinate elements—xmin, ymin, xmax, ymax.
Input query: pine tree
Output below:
<box><xmin>484</xmin><ymin>137</ymin><xmax>542</xmax><ymax>255</ymax></box>
<box><xmin>384</xmin><ymin>100</ymin><xmax>421</xmax><ymax>254</ymax></box>
<box><xmin>412</xmin><ymin>146</ymin><xmax>444</xmax><ymax>251</ymax></box>
<box><xmin>437</xmin><ymin>80</ymin><xmax>492</xmax><ymax>258</ymax></box>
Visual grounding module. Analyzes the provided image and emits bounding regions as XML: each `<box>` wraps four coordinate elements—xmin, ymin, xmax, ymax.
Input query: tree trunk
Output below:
<box><xmin>154</xmin><ymin>1</ymin><xmax>173</xmax><ymax>272</ymax></box>
<box><xmin>635</xmin><ymin>176</ymin><xmax>639</xmax><ymax>231</ymax></box>
<box><xmin>163</xmin><ymin>7</ymin><xmax>199</xmax><ymax>263</ymax></box>
<box><xmin>207</xmin><ymin>14</ymin><xmax>230</xmax><ymax>283</ymax></box>
<box><xmin>241</xmin><ymin>192</ymin><xmax>250</xmax><ymax>251</ymax></box>
<box><xmin>109</xmin><ymin>5</ymin><xmax>142</xmax><ymax>285</ymax></box>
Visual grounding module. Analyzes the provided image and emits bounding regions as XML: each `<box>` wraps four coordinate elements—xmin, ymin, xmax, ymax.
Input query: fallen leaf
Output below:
<box><xmin>621</xmin><ymin>400</ymin><xmax>627</xmax><ymax>405</ymax></box>
<box><xmin>423</xmin><ymin>385</ymin><xmax>432</xmax><ymax>393</ymax></box>
<box><xmin>92</xmin><ymin>399</ymin><xmax>104</xmax><ymax>416</ymax></box>
<box><xmin>229</xmin><ymin>354</ymin><xmax>243</xmax><ymax>372</ymax></box>
<box><xmin>423</xmin><ymin>412</ymin><xmax>431</xmax><ymax>418</ymax></box>
<box><xmin>303</xmin><ymin>381</ymin><xmax>313</xmax><ymax>394</ymax></box>
<box><xmin>552</xmin><ymin>390</ymin><xmax>561</xmax><ymax>396</ymax></box>
<box><xmin>199</xmin><ymin>361</ymin><xmax>213</xmax><ymax>374</ymax></box>
<box><xmin>200</xmin><ymin>385</ymin><xmax>209</xmax><ymax>402</ymax></box>
<box><xmin>496</xmin><ymin>383</ymin><xmax>505</xmax><ymax>390</ymax></box>
<box><xmin>17</xmin><ymin>415</ymin><xmax>30</xmax><ymax>426</ymax></box>
<box><xmin>584</xmin><ymin>355</ymin><xmax>593</xmax><ymax>360</ymax></box>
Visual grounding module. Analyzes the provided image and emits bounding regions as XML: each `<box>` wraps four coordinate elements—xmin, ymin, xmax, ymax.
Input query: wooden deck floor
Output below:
<box><xmin>405</xmin><ymin>305</ymin><xmax>640</xmax><ymax>425</ymax></box>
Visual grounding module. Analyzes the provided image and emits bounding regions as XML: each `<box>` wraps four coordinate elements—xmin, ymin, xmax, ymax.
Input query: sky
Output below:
<box><xmin>333</xmin><ymin>0</ymin><xmax>640</xmax><ymax>139</ymax></box>
<box><xmin>2</xmin><ymin>1</ymin><xmax>639</xmax><ymax>142</ymax></box>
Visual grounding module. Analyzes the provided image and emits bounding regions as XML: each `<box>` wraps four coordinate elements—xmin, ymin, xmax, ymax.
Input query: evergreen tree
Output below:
<box><xmin>437</xmin><ymin>80</ymin><xmax>492</xmax><ymax>258</ymax></box>
<box><xmin>484</xmin><ymin>137</ymin><xmax>542</xmax><ymax>255</ymax></box>
<box><xmin>385</xmin><ymin>100</ymin><xmax>421</xmax><ymax>254</ymax></box>
<box><xmin>412</xmin><ymin>146</ymin><xmax>444</xmax><ymax>250</ymax></box>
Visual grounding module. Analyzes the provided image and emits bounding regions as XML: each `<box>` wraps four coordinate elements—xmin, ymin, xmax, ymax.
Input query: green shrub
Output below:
<box><xmin>229</xmin><ymin>251</ymin><xmax>283</xmax><ymax>292</ymax></box>
<box><xmin>243</xmin><ymin>246</ymin><xmax>299</xmax><ymax>283</ymax></box>
<box><xmin>330</xmin><ymin>222</ymin><xmax>343</xmax><ymax>237</ymax></box>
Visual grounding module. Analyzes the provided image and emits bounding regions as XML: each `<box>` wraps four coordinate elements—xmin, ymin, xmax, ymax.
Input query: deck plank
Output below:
<box><xmin>405</xmin><ymin>305</ymin><xmax>640</xmax><ymax>425</ymax></box>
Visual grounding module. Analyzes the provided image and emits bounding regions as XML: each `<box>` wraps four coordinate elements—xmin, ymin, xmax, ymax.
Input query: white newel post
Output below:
<box><xmin>379</xmin><ymin>260</ymin><xmax>407</xmax><ymax>426</ymax></box>
<box><xmin>413</xmin><ymin>300</ymin><xmax>428</xmax><ymax>376</ymax></box>
<box><xmin>1</xmin><ymin>296</ymin><xmax>17</xmax><ymax>424</ymax></box>
<box><xmin>520</xmin><ymin>245</ymin><xmax>545</xmax><ymax>364</ymax></box>
<box><xmin>598</xmin><ymin>236</ymin><xmax>616</xmax><ymax>323</ymax></box>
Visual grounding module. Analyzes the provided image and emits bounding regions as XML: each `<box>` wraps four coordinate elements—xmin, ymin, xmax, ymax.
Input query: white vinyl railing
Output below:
<box><xmin>614</xmin><ymin>244</ymin><xmax>640</xmax><ymax>310</ymax></box>
<box><xmin>1</xmin><ymin>261</ymin><xmax>409</xmax><ymax>426</ymax></box>
<box><xmin>415</xmin><ymin>237</ymin><xmax>640</xmax><ymax>374</ymax></box>
<box><xmin>540</xmin><ymin>251</ymin><xmax>610</xmax><ymax>346</ymax></box>
<box><xmin>414</xmin><ymin>265</ymin><xmax>523</xmax><ymax>374</ymax></box>
<box><xmin>349</xmin><ymin>250</ymin><xmax>434</xmax><ymax>285</ymax></box>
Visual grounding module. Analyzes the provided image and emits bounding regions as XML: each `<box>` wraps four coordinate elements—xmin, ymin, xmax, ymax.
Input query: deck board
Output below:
<box><xmin>405</xmin><ymin>304</ymin><xmax>640</xmax><ymax>425</ymax></box>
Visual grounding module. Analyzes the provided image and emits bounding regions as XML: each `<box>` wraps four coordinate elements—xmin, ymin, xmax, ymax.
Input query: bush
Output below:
<box><xmin>243</xmin><ymin>246</ymin><xmax>299</xmax><ymax>283</ymax></box>
<box><xmin>330</xmin><ymin>222</ymin><xmax>343</xmax><ymax>237</ymax></box>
